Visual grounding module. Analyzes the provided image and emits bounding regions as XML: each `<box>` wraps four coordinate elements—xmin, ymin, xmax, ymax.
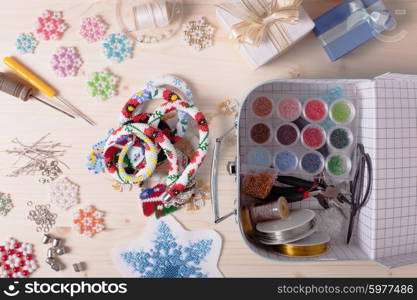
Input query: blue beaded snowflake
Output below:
<box><xmin>121</xmin><ymin>221</ymin><xmax>213</xmax><ymax>278</ymax></box>
<box><xmin>15</xmin><ymin>33</ymin><xmax>38</xmax><ymax>54</ymax></box>
<box><xmin>102</xmin><ymin>33</ymin><xmax>134</xmax><ymax>63</ymax></box>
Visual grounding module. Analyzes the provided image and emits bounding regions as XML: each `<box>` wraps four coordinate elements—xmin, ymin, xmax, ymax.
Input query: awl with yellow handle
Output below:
<box><xmin>3</xmin><ymin>57</ymin><xmax>96</xmax><ymax>126</ymax></box>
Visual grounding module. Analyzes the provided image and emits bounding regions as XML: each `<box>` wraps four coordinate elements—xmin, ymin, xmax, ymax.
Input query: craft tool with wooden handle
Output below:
<box><xmin>3</xmin><ymin>57</ymin><xmax>96</xmax><ymax>126</ymax></box>
<box><xmin>0</xmin><ymin>72</ymin><xmax>75</xmax><ymax>119</ymax></box>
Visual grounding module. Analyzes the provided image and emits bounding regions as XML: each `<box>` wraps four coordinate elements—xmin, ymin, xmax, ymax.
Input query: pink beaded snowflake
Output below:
<box><xmin>80</xmin><ymin>16</ymin><xmax>108</xmax><ymax>43</ymax></box>
<box><xmin>35</xmin><ymin>10</ymin><xmax>68</xmax><ymax>41</ymax></box>
<box><xmin>50</xmin><ymin>47</ymin><xmax>83</xmax><ymax>77</ymax></box>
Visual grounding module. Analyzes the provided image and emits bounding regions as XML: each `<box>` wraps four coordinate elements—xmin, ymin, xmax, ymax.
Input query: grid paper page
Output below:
<box><xmin>371</xmin><ymin>76</ymin><xmax>417</xmax><ymax>263</ymax></box>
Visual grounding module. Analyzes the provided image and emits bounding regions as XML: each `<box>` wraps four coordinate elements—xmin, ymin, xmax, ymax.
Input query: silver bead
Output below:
<box><xmin>52</xmin><ymin>238</ymin><xmax>61</xmax><ymax>247</ymax></box>
<box><xmin>51</xmin><ymin>262</ymin><xmax>62</xmax><ymax>272</ymax></box>
<box><xmin>41</xmin><ymin>234</ymin><xmax>51</xmax><ymax>244</ymax></box>
<box><xmin>45</xmin><ymin>257</ymin><xmax>55</xmax><ymax>265</ymax></box>
<box><xmin>55</xmin><ymin>246</ymin><xmax>66</xmax><ymax>255</ymax></box>
<box><xmin>47</xmin><ymin>248</ymin><xmax>56</xmax><ymax>258</ymax></box>
<box><xmin>73</xmin><ymin>262</ymin><xmax>85</xmax><ymax>272</ymax></box>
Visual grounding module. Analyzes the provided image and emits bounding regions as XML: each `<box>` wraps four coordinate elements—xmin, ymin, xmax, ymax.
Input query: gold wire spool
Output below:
<box><xmin>240</xmin><ymin>207</ymin><xmax>254</xmax><ymax>235</ymax></box>
<box><xmin>275</xmin><ymin>243</ymin><xmax>328</xmax><ymax>256</ymax></box>
<box><xmin>274</xmin><ymin>232</ymin><xmax>330</xmax><ymax>257</ymax></box>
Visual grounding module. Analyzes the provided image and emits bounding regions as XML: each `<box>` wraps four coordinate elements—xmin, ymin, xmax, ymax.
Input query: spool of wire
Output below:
<box><xmin>275</xmin><ymin>231</ymin><xmax>330</xmax><ymax>257</ymax></box>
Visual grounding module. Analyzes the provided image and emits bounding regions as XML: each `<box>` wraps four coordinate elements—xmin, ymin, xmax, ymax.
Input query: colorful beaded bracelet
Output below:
<box><xmin>145</xmin><ymin>75</ymin><xmax>194</xmax><ymax>138</ymax></box>
<box><xmin>147</xmin><ymin>100</ymin><xmax>209</xmax><ymax>204</ymax></box>
<box><xmin>104</xmin><ymin>125</ymin><xmax>159</xmax><ymax>185</ymax></box>
<box><xmin>103</xmin><ymin>117</ymin><xmax>179</xmax><ymax>182</ymax></box>
<box><xmin>120</xmin><ymin>83</ymin><xmax>193</xmax><ymax>137</ymax></box>
<box><xmin>115</xmin><ymin>122</ymin><xmax>180</xmax><ymax>185</ymax></box>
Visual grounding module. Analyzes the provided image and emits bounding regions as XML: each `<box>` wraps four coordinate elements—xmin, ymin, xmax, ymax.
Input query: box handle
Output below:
<box><xmin>211</xmin><ymin>123</ymin><xmax>237</xmax><ymax>224</ymax></box>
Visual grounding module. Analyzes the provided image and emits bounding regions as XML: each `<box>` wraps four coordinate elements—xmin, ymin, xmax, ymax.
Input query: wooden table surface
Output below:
<box><xmin>0</xmin><ymin>0</ymin><xmax>416</xmax><ymax>278</ymax></box>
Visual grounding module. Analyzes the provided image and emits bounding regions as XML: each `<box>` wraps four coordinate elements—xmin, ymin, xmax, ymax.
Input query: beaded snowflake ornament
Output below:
<box><xmin>80</xmin><ymin>16</ymin><xmax>108</xmax><ymax>43</ymax></box>
<box><xmin>86</xmin><ymin>70</ymin><xmax>119</xmax><ymax>101</ymax></box>
<box><xmin>102</xmin><ymin>33</ymin><xmax>134</xmax><ymax>63</ymax></box>
<box><xmin>49</xmin><ymin>177</ymin><xmax>80</xmax><ymax>209</ymax></box>
<box><xmin>0</xmin><ymin>192</ymin><xmax>13</xmax><ymax>216</ymax></box>
<box><xmin>51</xmin><ymin>47</ymin><xmax>83</xmax><ymax>77</ymax></box>
<box><xmin>183</xmin><ymin>17</ymin><xmax>214</xmax><ymax>51</ymax></box>
<box><xmin>0</xmin><ymin>238</ymin><xmax>38</xmax><ymax>278</ymax></box>
<box><xmin>73</xmin><ymin>205</ymin><xmax>105</xmax><ymax>238</ymax></box>
<box><xmin>15</xmin><ymin>33</ymin><xmax>38</xmax><ymax>54</ymax></box>
<box><xmin>35</xmin><ymin>10</ymin><xmax>68</xmax><ymax>41</ymax></box>
<box><xmin>112</xmin><ymin>215</ymin><xmax>222</xmax><ymax>278</ymax></box>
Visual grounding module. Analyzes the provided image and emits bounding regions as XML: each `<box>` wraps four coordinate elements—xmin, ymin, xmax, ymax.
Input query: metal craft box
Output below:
<box><xmin>212</xmin><ymin>73</ymin><xmax>417</xmax><ymax>268</ymax></box>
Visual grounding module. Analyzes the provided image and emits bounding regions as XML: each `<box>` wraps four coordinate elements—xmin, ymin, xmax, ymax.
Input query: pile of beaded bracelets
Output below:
<box><xmin>141</xmin><ymin>100</ymin><xmax>209</xmax><ymax>208</ymax></box>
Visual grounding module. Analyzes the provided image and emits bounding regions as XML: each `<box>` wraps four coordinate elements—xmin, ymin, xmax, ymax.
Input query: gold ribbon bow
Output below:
<box><xmin>219</xmin><ymin>0</ymin><xmax>303</xmax><ymax>47</ymax></box>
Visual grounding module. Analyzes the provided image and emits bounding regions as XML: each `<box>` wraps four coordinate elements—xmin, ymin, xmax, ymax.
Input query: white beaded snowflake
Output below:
<box><xmin>183</xmin><ymin>17</ymin><xmax>214</xmax><ymax>51</ymax></box>
<box><xmin>49</xmin><ymin>177</ymin><xmax>80</xmax><ymax>209</ymax></box>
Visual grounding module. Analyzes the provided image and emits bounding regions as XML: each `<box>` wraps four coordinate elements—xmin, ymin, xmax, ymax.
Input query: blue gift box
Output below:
<box><xmin>313</xmin><ymin>0</ymin><xmax>395</xmax><ymax>61</ymax></box>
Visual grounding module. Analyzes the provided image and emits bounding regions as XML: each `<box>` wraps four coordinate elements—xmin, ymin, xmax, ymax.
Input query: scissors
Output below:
<box><xmin>345</xmin><ymin>143</ymin><xmax>373</xmax><ymax>244</ymax></box>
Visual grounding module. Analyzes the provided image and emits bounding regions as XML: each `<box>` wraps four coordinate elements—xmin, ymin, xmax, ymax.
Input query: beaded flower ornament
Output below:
<box><xmin>102</xmin><ymin>33</ymin><xmax>134</xmax><ymax>63</ymax></box>
<box><xmin>0</xmin><ymin>192</ymin><xmax>13</xmax><ymax>216</ymax></box>
<box><xmin>80</xmin><ymin>16</ymin><xmax>108</xmax><ymax>43</ymax></box>
<box><xmin>73</xmin><ymin>205</ymin><xmax>105</xmax><ymax>238</ymax></box>
<box><xmin>35</xmin><ymin>10</ymin><xmax>68</xmax><ymax>41</ymax></box>
<box><xmin>15</xmin><ymin>33</ymin><xmax>38</xmax><ymax>55</ymax></box>
<box><xmin>51</xmin><ymin>47</ymin><xmax>83</xmax><ymax>77</ymax></box>
<box><xmin>86</xmin><ymin>70</ymin><xmax>119</xmax><ymax>101</ymax></box>
<box><xmin>183</xmin><ymin>16</ymin><xmax>214</xmax><ymax>51</ymax></box>
<box><xmin>0</xmin><ymin>238</ymin><xmax>38</xmax><ymax>278</ymax></box>
<box><xmin>49</xmin><ymin>177</ymin><xmax>80</xmax><ymax>209</ymax></box>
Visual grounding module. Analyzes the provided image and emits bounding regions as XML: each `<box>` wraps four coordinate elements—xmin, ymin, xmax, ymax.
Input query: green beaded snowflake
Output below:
<box><xmin>86</xmin><ymin>70</ymin><xmax>119</xmax><ymax>101</ymax></box>
<box><xmin>0</xmin><ymin>192</ymin><xmax>13</xmax><ymax>216</ymax></box>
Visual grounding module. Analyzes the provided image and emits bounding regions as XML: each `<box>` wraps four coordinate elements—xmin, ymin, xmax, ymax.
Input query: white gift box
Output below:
<box><xmin>216</xmin><ymin>3</ymin><xmax>315</xmax><ymax>69</ymax></box>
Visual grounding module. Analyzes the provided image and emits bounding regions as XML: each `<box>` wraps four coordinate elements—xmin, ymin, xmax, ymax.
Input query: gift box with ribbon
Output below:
<box><xmin>313</xmin><ymin>0</ymin><xmax>395</xmax><ymax>61</ymax></box>
<box><xmin>216</xmin><ymin>0</ymin><xmax>315</xmax><ymax>69</ymax></box>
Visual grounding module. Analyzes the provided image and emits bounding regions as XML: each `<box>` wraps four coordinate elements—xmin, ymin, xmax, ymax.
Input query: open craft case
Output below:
<box><xmin>212</xmin><ymin>73</ymin><xmax>417</xmax><ymax>268</ymax></box>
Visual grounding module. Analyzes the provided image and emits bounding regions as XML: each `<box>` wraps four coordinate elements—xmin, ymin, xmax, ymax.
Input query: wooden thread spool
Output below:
<box><xmin>0</xmin><ymin>72</ymin><xmax>32</xmax><ymax>101</ymax></box>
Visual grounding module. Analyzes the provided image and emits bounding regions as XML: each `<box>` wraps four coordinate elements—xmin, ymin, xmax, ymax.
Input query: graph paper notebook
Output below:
<box><xmin>236</xmin><ymin>74</ymin><xmax>417</xmax><ymax>268</ymax></box>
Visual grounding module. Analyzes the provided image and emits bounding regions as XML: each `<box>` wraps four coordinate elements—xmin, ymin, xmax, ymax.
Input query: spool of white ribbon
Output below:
<box><xmin>133</xmin><ymin>1</ymin><xmax>172</xmax><ymax>30</ymax></box>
